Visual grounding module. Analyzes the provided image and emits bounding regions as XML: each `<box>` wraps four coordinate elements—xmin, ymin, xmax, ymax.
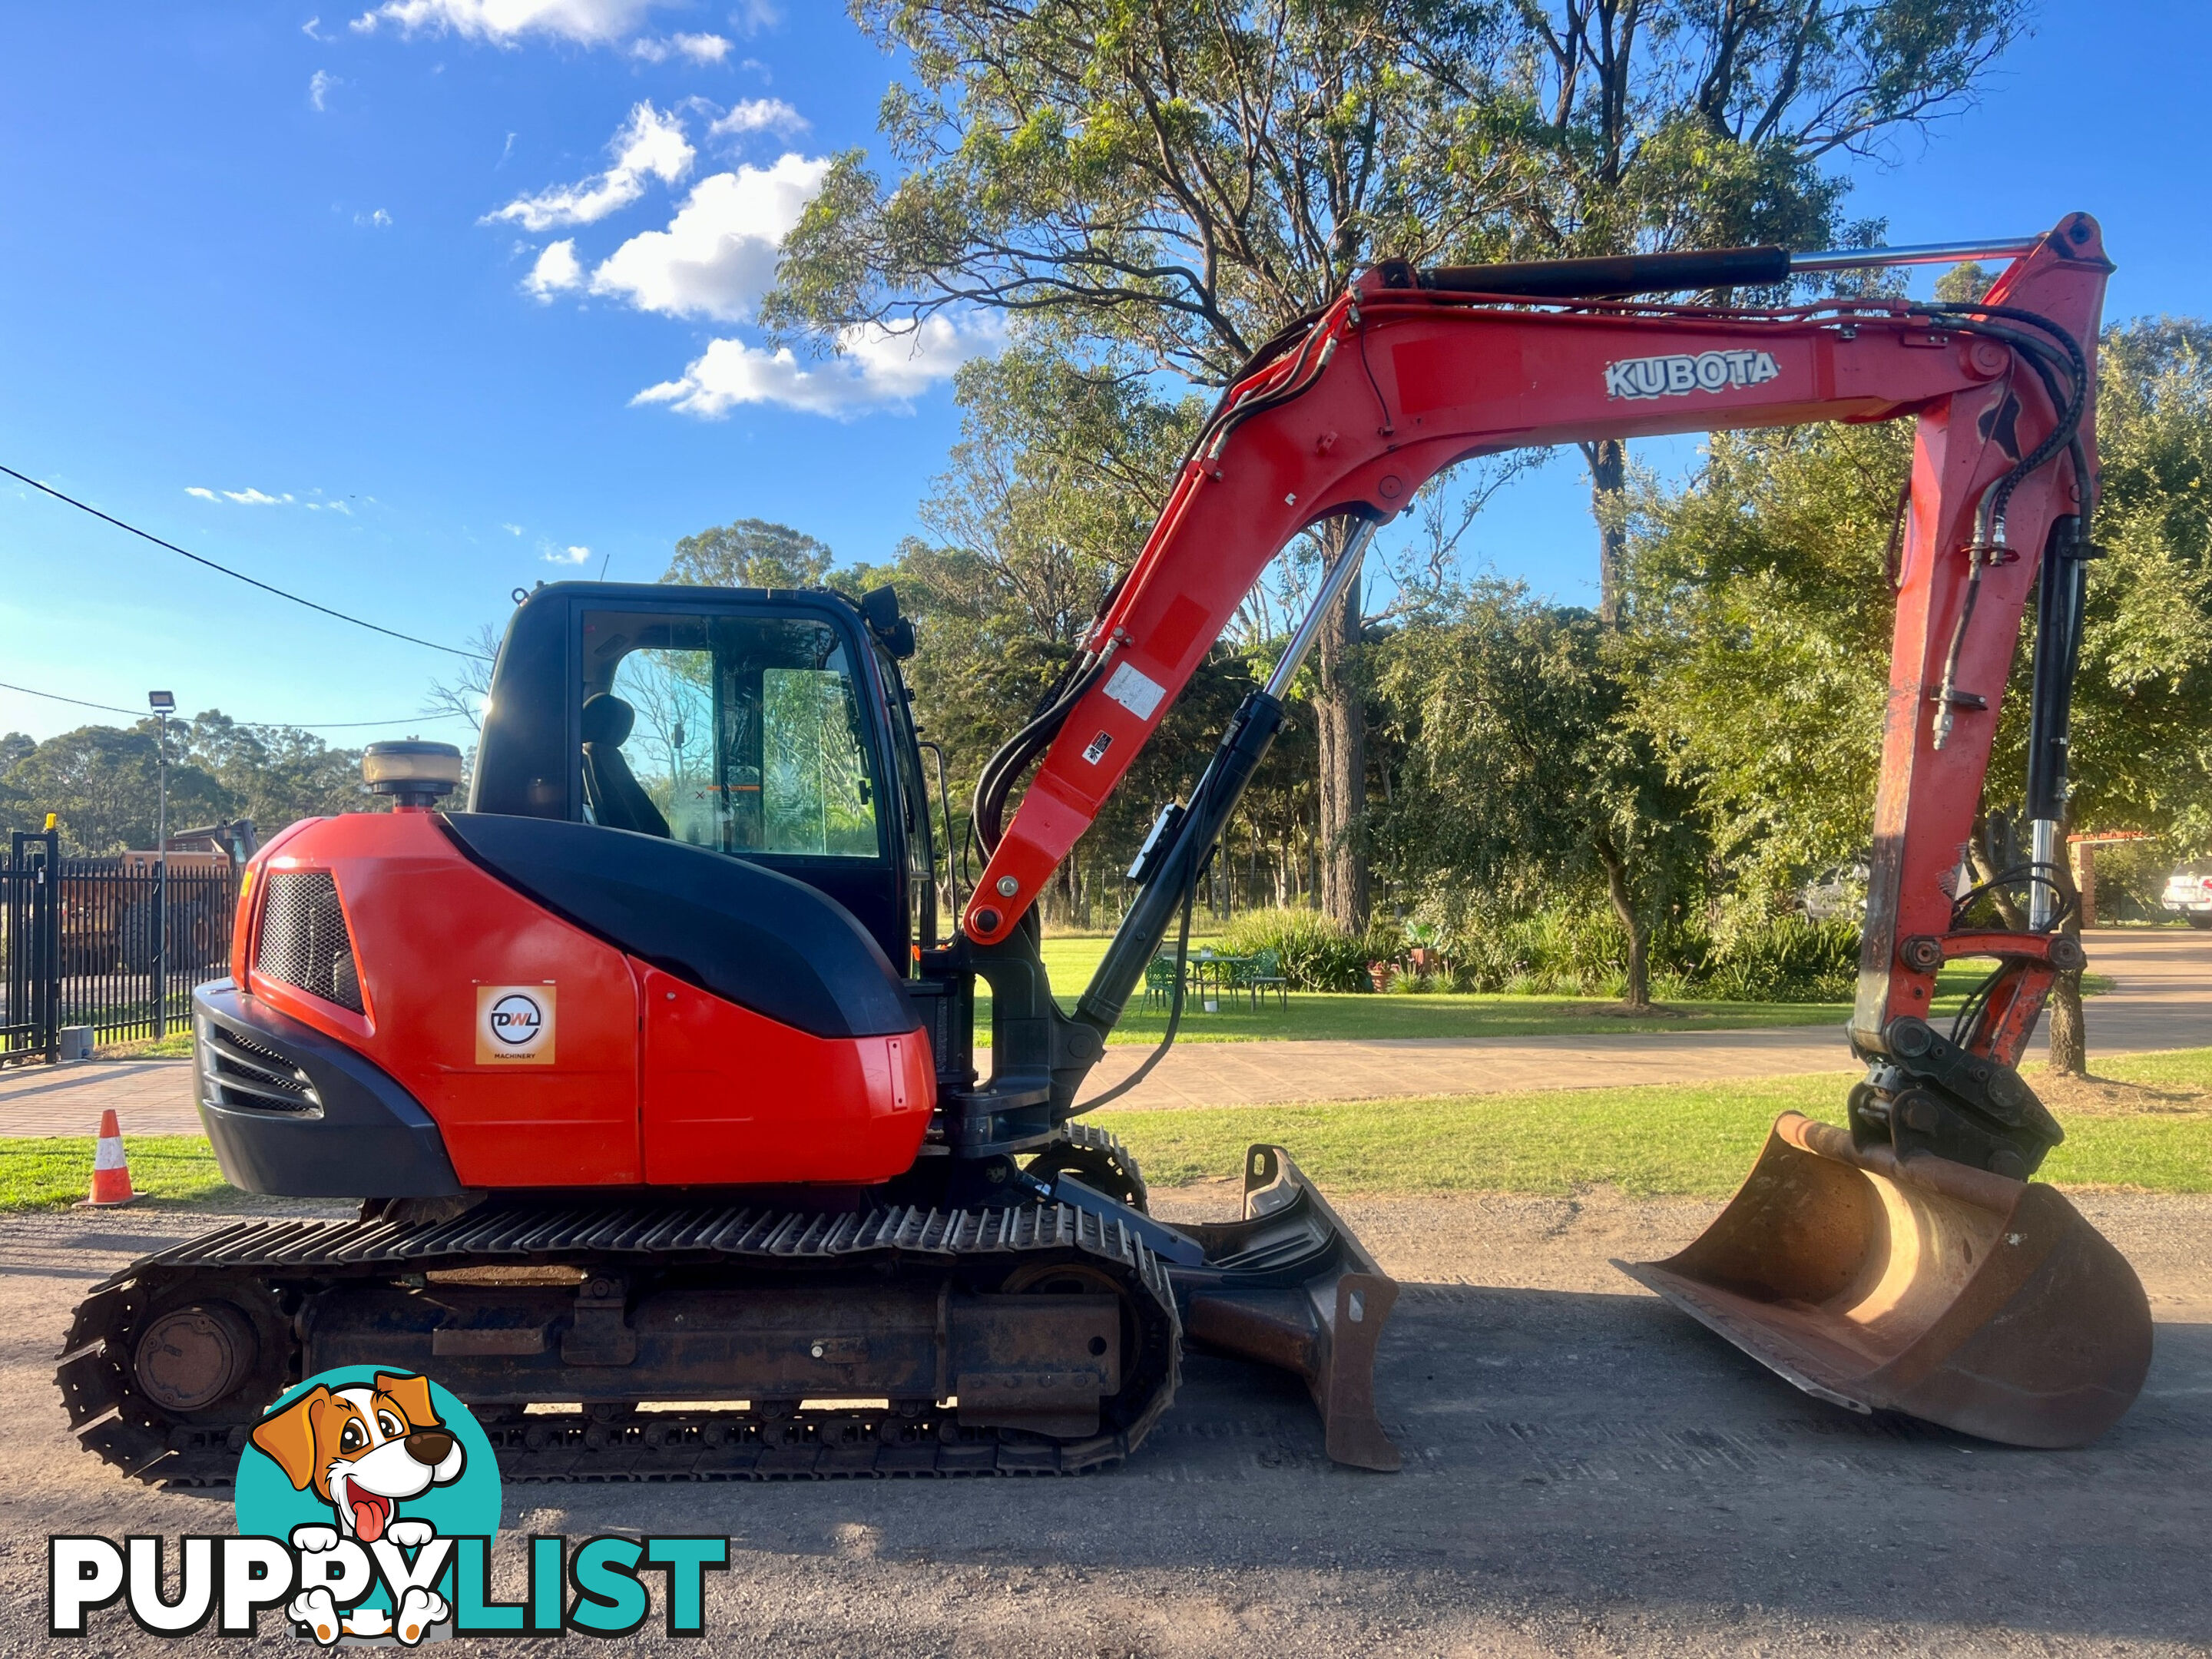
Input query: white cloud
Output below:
<box><xmin>588</xmin><ymin>153</ymin><xmax>826</xmax><ymax>322</ymax></box>
<box><xmin>303</xmin><ymin>15</ymin><xmax>329</xmax><ymax>38</ymax></box>
<box><xmin>632</xmin><ymin>316</ymin><xmax>998</xmax><ymax>420</ymax></box>
<box><xmin>731</xmin><ymin>0</ymin><xmax>780</xmax><ymax>36</ymax></box>
<box><xmin>309</xmin><ymin>69</ymin><xmax>339</xmax><ymax>110</ymax></box>
<box><xmin>707</xmin><ymin>98</ymin><xmax>804</xmax><ymax>138</ymax></box>
<box><xmin>502</xmin><ymin>523</ymin><xmax>525</xmax><ymax>535</ymax></box>
<box><xmin>525</xmin><ymin>238</ymin><xmax>584</xmax><ymax>299</ymax></box>
<box><xmin>543</xmin><ymin>543</ymin><xmax>593</xmax><ymax>564</ymax></box>
<box><xmin>631</xmin><ymin>31</ymin><xmax>730</xmax><ymax>62</ymax></box>
<box><xmin>354</xmin><ymin>207</ymin><xmax>393</xmax><ymax>228</ymax></box>
<box><xmin>187</xmin><ymin>485</ymin><xmax>356</xmax><ymax>511</ymax></box>
<box><xmin>350</xmin><ymin>0</ymin><xmax>663</xmax><ymax>45</ymax></box>
<box><xmin>485</xmin><ymin>102</ymin><xmax>692</xmax><ymax>232</ymax></box>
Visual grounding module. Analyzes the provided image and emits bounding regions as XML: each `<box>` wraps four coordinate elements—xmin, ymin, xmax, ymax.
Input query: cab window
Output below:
<box><xmin>580</xmin><ymin>609</ymin><xmax>882</xmax><ymax>859</ymax></box>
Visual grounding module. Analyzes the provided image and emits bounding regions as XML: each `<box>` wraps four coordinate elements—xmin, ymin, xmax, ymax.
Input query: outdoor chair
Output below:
<box><xmin>1241</xmin><ymin>948</ymin><xmax>1289</xmax><ymax>1009</ymax></box>
<box><xmin>1144</xmin><ymin>955</ymin><xmax>1181</xmax><ymax>1008</ymax></box>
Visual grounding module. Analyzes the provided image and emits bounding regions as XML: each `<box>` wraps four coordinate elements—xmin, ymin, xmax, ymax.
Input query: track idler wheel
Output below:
<box><xmin>134</xmin><ymin>1303</ymin><xmax>260</xmax><ymax>1414</ymax></box>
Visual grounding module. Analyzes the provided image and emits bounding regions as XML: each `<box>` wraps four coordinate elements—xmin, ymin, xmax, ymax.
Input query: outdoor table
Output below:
<box><xmin>1185</xmin><ymin>951</ymin><xmax>1257</xmax><ymax>1004</ymax></box>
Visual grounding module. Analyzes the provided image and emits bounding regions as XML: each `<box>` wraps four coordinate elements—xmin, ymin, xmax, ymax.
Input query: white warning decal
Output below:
<box><xmin>1604</xmin><ymin>349</ymin><xmax>1780</xmax><ymax>400</ymax></box>
<box><xmin>476</xmin><ymin>983</ymin><xmax>556</xmax><ymax>1065</ymax></box>
<box><xmin>1101</xmin><ymin>662</ymin><xmax>1167</xmax><ymax>720</ymax></box>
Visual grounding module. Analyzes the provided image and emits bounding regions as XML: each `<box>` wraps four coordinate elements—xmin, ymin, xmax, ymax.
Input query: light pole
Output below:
<box><xmin>147</xmin><ymin>690</ymin><xmax>174</xmax><ymax>1038</ymax></box>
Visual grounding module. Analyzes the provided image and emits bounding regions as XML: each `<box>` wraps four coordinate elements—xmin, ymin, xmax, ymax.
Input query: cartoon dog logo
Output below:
<box><xmin>249</xmin><ymin>1371</ymin><xmax>466</xmax><ymax>1644</ymax></box>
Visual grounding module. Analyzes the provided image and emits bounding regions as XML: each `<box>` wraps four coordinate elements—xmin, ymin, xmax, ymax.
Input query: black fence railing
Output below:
<box><xmin>2</xmin><ymin>830</ymin><xmax>61</xmax><ymax>1065</ymax></box>
<box><xmin>2</xmin><ymin>836</ymin><xmax>240</xmax><ymax>1063</ymax></box>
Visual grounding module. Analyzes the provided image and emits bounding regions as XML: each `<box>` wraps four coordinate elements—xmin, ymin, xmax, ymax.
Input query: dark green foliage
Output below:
<box><xmin>1217</xmin><ymin>907</ymin><xmax>1372</xmax><ymax>992</ymax></box>
<box><xmin>1623</xmin><ymin>320</ymin><xmax>2212</xmax><ymax>909</ymax></box>
<box><xmin>1695</xmin><ymin>915</ymin><xmax>1862</xmax><ymax>1002</ymax></box>
<box><xmin>0</xmin><ymin>714</ymin><xmax>365</xmax><ymax>855</ymax></box>
<box><xmin>1373</xmin><ymin>584</ymin><xmax>1697</xmax><ymax>1005</ymax></box>
<box><xmin>1439</xmin><ymin>905</ymin><xmax>1859</xmax><ymax>1002</ymax></box>
<box><xmin>665</xmin><ymin>518</ymin><xmax>837</xmax><ymax>591</ymax></box>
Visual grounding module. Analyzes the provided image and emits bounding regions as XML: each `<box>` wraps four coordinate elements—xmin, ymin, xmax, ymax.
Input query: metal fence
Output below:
<box><xmin>2</xmin><ymin>831</ymin><xmax>60</xmax><ymax>1064</ymax></box>
<box><xmin>1</xmin><ymin>833</ymin><xmax>240</xmax><ymax>1064</ymax></box>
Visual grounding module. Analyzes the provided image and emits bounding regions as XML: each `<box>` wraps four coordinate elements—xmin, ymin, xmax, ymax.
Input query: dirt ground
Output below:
<box><xmin>3</xmin><ymin>1187</ymin><xmax>2208</xmax><ymax>1657</ymax></box>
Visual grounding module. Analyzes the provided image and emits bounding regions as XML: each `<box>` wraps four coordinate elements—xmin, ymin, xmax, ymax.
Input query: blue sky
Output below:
<box><xmin>2</xmin><ymin>0</ymin><xmax>2204</xmax><ymax>742</ymax></box>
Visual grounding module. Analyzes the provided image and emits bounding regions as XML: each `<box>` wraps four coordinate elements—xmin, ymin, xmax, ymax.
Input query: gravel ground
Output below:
<box><xmin>3</xmin><ymin>1187</ymin><xmax>2207</xmax><ymax>1657</ymax></box>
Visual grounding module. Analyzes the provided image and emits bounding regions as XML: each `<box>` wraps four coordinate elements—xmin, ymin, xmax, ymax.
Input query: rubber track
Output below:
<box><xmin>57</xmin><ymin>1197</ymin><xmax>1181</xmax><ymax>1487</ymax></box>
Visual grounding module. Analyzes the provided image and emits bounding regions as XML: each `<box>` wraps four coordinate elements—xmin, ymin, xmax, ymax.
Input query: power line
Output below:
<box><xmin>0</xmin><ymin>677</ymin><xmax>474</xmax><ymax>732</ymax></box>
<box><xmin>0</xmin><ymin>462</ymin><xmax>495</xmax><ymax>661</ymax></box>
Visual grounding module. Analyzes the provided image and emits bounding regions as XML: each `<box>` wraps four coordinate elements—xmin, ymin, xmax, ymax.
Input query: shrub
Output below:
<box><xmin>1442</xmin><ymin>904</ymin><xmax>1644</xmax><ymax>996</ymax></box>
<box><xmin>1217</xmin><ymin>907</ymin><xmax>1371</xmax><ymax>992</ymax></box>
<box><xmin>1698</xmin><ymin>913</ymin><xmax>1859</xmax><ymax>1001</ymax></box>
<box><xmin>1431</xmin><ymin>902</ymin><xmax>1859</xmax><ymax>1002</ymax></box>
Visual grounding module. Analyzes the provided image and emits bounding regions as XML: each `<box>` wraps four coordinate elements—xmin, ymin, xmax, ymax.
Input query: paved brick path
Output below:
<box><xmin>5</xmin><ymin>929</ymin><xmax>2207</xmax><ymax>1136</ymax></box>
<box><xmin>1083</xmin><ymin>928</ymin><xmax>2212</xmax><ymax>1110</ymax></box>
<box><xmin>0</xmin><ymin>1058</ymin><xmax>195</xmax><ymax>1137</ymax></box>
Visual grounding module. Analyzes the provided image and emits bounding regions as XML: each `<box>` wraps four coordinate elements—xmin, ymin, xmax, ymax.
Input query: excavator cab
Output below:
<box><xmin>470</xmin><ymin>581</ymin><xmax>937</xmax><ymax>970</ymax></box>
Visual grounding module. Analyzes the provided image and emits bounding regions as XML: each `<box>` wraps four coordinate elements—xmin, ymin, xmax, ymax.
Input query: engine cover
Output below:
<box><xmin>217</xmin><ymin>810</ymin><xmax>934</xmax><ymax>1192</ymax></box>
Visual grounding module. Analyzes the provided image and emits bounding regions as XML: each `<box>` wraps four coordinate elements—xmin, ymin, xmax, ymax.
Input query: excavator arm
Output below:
<box><xmin>952</xmin><ymin>214</ymin><xmax>2150</xmax><ymax>1452</ymax></box>
<box><xmin>970</xmin><ymin>216</ymin><xmax>2108</xmax><ymax>1144</ymax></box>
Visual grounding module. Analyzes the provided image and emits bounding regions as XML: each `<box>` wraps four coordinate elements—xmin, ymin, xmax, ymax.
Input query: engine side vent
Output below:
<box><xmin>199</xmin><ymin>1019</ymin><xmax>324</xmax><ymax>1115</ymax></box>
<box><xmin>256</xmin><ymin>870</ymin><xmax>366</xmax><ymax>1013</ymax></box>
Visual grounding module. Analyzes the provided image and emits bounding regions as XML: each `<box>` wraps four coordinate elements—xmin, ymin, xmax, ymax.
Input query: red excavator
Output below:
<box><xmin>61</xmin><ymin>214</ymin><xmax>2150</xmax><ymax>1485</ymax></box>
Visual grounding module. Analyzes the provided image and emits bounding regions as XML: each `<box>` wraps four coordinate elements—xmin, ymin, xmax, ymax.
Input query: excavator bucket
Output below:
<box><xmin>1163</xmin><ymin>1145</ymin><xmax>1401</xmax><ymax>1471</ymax></box>
<box><xmin>1618</xmin><ymin>1113</ymin><xmax>2152</xmax><ymax>1448</ymax></box>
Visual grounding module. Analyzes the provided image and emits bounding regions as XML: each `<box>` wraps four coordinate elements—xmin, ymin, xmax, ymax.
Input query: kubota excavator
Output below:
<box><xmin>61</xmin><ymin>213</ymin><xmax>2150</xmax><ymax>1485</ymax></box>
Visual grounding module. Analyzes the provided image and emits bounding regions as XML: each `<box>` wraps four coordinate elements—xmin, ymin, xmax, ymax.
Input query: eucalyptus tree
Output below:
<box><xmin>1414</xmin><ymin>0</ymin><xmax>2031</xmax><ymax>620</ymax></box>
<box><xmin>767</xmin><ymin>0</ymin><xmax>1524</xmax><ymax>928</ymax></box>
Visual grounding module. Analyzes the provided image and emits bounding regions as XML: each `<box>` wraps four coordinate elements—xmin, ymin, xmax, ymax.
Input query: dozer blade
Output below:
<box><xmin>1163</xmin><ymin>1144</ymin><xmax>1400</xmax><ymax>1471</ymax></box>
<box><xmin>1618</xmin><ymin>1112</ymin><xmax>2152</xmax><ymax>1448</ymax></box>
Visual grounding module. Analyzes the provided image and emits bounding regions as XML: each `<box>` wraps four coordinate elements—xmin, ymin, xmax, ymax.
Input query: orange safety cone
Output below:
<box><xmin>79</xmin><ymin>1110</ymin><xmax>137</xmax><ymax>1207</ymax></box>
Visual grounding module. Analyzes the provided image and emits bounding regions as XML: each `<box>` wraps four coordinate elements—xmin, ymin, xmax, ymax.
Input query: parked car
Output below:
<box><xmin>2161</xmin><ymin>865</ymin><xmax>2212</xmax><ymax>927</ymax></box>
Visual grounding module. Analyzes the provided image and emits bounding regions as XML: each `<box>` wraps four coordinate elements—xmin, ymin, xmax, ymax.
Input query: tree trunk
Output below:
<box><xmin>1971</xmin><ymin>815</ymin><xmax>2085</xmax><ymax>1073</ymax></box>
<box><xmin>1584</xmin><ymin>439</ymin><xmax>1630</xmax><ymax>627</ymax></box>
<box><xmin>1594</xmin><ymin>829</ymin><xmax>1651</xmax><ymax>1010</ymax></box>
<box><xmin>1966</xmin><ymin>815</ymin><xmax>2025</xmax><ymax>929</ymax></box>
<box><xmin>2048</xmin><ymin>816</ymin><xmax>2088</xmax><ymax>1077</ymax></box>
<box><xmin>1313</xmin><ymin>520</ymin><xmax>1369</xmax><ymax>929</ymax></box>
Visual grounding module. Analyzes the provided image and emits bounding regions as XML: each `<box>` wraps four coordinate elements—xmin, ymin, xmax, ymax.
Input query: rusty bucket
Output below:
<box><xmin>1618</xmin><ymin>1113</ymin><xmax>2152</xmax><ymax>1448</ymax></box>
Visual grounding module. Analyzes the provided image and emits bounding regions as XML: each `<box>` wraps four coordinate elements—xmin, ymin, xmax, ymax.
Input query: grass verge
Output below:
<box><xmin>5</xmin><ymin>1049</ymin><xmax>2201</xmax><ymax>1214</ymax></box>
<box><xmin>1016</xmin><ymin>936</ymin><xmax>2007</xmax><ymax>1045</ymax></box>
<box><xmin>0</xmin><ymin>1136</ymin><xmax>240</xmax><ymax>1213</ymax></box>
<box><xmin>1110</xmin><ymin>1047</ymin><xmax>2212</xmax><ymax>1198</ymax></box>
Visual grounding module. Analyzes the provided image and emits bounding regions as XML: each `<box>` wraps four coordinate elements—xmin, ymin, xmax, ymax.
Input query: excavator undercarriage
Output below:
<box><xmin>62</xmin><ymin>1140</ymin><xmax>1394</xmax><ymax>1482</ymax></box>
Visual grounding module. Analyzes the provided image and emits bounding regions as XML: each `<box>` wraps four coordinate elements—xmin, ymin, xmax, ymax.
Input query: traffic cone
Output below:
<box><xmin>79</xmin><ymin>1110</ymin><xmax>137</xmax><ymax>1207</ymax></box>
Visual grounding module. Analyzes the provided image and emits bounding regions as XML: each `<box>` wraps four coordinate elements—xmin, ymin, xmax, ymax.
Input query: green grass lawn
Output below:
<box><xmin>8</xmin><ymin>1048</ymin><xmax>2205</xmax><ymax>1214</ymax></box>
<box><xmin>0</xmin><ymin>1135</ymin><xmax>243</xmax><ymax>1213</ymax></box>
<box><xmin>988</xmin><ymin>934</ymin><xmax>2003</xmax><ymax>1044</ymax></box>
<box><xmin>1108</xmin><ymin>1047</ymin><xmax>2212</xmax><ymax>1197</ymax></box>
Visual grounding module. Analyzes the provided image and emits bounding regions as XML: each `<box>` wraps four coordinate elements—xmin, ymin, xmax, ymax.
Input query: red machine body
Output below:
<box><xmin>230</xmin><ymin>810</ymin><xmax>934</xmax><ymax>1190</ymax></box>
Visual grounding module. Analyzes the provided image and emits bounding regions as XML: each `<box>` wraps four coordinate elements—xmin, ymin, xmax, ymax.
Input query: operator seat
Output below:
<box><xmin>580</xmin><ymin>693</ymin><xmax>671</xmax><ymax>838</ymax></box>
